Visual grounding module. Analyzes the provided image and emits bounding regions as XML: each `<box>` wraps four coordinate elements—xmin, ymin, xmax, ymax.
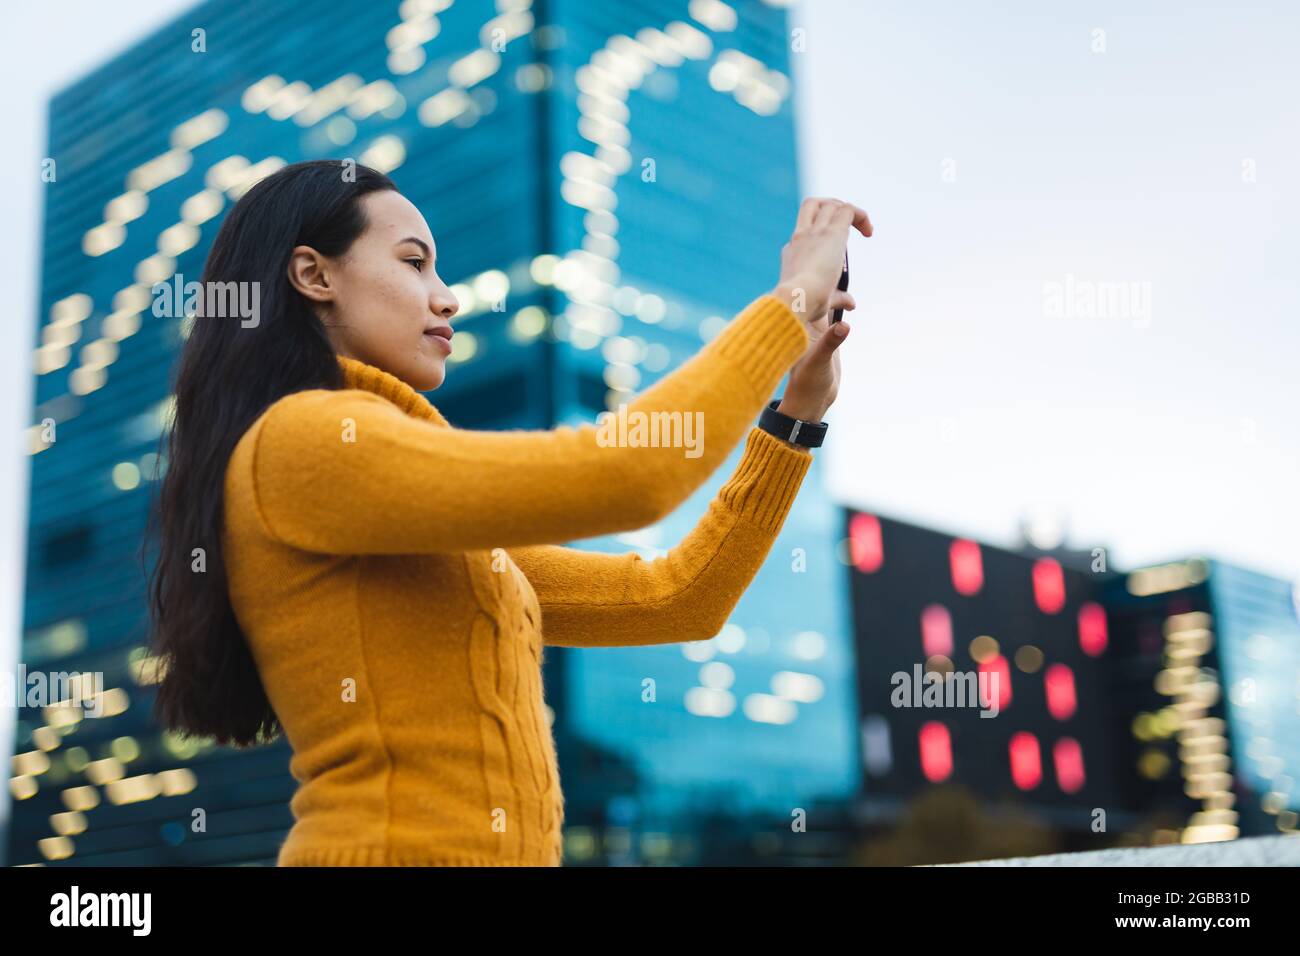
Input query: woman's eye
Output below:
<box><xmin>406</xmin><ymin>258</ymin><xmax>425</xmax><ymax>272</ymax></box>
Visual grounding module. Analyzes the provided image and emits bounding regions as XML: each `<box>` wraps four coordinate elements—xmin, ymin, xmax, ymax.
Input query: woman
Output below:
<box><xmin>147</xmin><ymin>159</ymin><xmax>869</xmax><ymax>866</ymax></box>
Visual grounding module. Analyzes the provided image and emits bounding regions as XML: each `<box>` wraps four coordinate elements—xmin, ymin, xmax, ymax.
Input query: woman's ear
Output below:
<box><xmin>287</xmin><ymin>245</ymin><xmax>334</xmax><ymax>303</ymax></box>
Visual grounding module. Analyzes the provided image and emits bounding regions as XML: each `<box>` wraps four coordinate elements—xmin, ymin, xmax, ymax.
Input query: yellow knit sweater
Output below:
<box><xmin>221</xmin><ymin>293</ymin><xmax>814</xmax><ymax>866</ymax></box>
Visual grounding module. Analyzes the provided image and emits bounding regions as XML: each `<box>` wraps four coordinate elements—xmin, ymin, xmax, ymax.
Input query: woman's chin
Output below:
<box><xmin>409</xmin><ymin>358</ymin><xmax>445</xmax><ymax>392</ymax></box>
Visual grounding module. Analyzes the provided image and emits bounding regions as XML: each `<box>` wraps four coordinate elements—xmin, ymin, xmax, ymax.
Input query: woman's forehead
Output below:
<box><xmin>364</xmin><ymin>191</ymin><xmax>434</xmax><ymax>246</ymax></box>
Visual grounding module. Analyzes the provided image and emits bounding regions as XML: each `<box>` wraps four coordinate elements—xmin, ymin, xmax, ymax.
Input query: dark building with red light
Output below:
<box><xmin>845</xmin><ymin>509</ymin><xmax>1300</xmax><ymax>850</ymax></box>
<box><xmin>847</xmin><ymin>511</ymin><xmax>1124</xmax><ymax>836</ymax></box>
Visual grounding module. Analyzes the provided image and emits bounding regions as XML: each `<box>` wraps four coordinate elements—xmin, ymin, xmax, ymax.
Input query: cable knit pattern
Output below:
<box><xmin>221</xmin><ymin>293</ymin><xmax>815</xmax><ymax>866</ymax></box>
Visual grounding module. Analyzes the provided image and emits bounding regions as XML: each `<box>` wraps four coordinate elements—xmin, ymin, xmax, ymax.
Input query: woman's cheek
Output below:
<box><xmin>392</xmin><ymin>272</ymin><xmax>430</xmax><ymax>325</ymax></box>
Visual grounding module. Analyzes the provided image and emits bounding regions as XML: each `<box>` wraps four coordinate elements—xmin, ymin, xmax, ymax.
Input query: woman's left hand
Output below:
<box><xmin>777</xmin><ymin>288</ymin><xmax>855</xmax><ymax>424</ymax></box>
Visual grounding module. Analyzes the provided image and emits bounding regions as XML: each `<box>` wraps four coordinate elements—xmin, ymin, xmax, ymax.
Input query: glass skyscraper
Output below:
<box><xmin>10</xmin><ymin>0</ymin><xmax>858</xmax><ymax>866</ymax></box>
<box><xmin>1204</xmin><ymin>562</ymin><xmax>1300</xmax><ymax>834</ymax></box>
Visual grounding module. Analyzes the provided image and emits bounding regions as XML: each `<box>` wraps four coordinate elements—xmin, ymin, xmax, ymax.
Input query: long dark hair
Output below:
<box><xmin>145</xmin><ymin>159</ymin><xmax>397</xmax><ymax>747</ymax></box>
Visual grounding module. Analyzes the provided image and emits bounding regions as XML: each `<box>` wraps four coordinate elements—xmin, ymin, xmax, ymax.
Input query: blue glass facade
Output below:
<box><xmin>10</xmin><ymin>0</ymin><xmax>859</xmax><ymax>866</ymax></box>
<box><xmin>542</xmin><ymin>0</ymin><xmax>857</xmax><ymax>844</ymax></box>
<box><xmin>1206</xmin><ymin>562</ymin><xmax>1300</xmax><ymax>832</ymax></box>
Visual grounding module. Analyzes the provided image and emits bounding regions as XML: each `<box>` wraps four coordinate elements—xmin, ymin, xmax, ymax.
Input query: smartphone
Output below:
<box><xmin>830</xmin><ymin>251</ymin><xmax>849</xmax><ymax>323</ymax></box>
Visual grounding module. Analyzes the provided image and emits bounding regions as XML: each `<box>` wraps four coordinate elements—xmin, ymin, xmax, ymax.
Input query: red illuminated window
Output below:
<box><xmin>949</xmin><ymin>538</ymin><xmax>984</xmax><ymax>596</ymax></box>
<box><xmin>919</xmin><ymin>721</ymin><xmax>952</xmax><ymax>782</ymax></box>
<box><xmin>1044</xmin><ymin>663</ymin><xmax>1077</xmax><ymax>720</ymax></box>
<box><xmin>850</xmin><ymin>513</ymin><xmax>883</xmax><ymax>573</ymax></box>
<box><xmin>1053</xmin><ymin>737</ymin><xmax>1085</xmax><ymax>793</ymax></box>
<box><xmin>978</xmin><ymin>654</ymin><xmax>1012</xmax><ymax>711</ymax></box>
<box><xmin>920</xmin><ymin>604</ymin><xmax>953</xmax><ymax>657</ymax></box>
<box><xmin>1032</xmin><ymin>558</ymin><xmax>1066</xmax><ymax>614</ymax></box>
<box><xmin>1009</xmin><ymin>732</ymin><xmax>1042</xmax><ymax>790</ymax></box>
<box><xmin>1077</xmin><ymin>601</ymin><xmax>1108</xmax><ymax>656</ymax></box>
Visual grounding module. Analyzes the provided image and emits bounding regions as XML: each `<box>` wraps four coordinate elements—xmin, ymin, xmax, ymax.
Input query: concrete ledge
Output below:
<box><xmin>948</xmin><ymin>835</ymin><xmax>1300</xmax><ymax>866</ymax></box>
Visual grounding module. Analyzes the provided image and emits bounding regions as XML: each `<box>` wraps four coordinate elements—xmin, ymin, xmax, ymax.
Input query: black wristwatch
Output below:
<box><xmin>757</xmin><ymin>399</ymin><xmax>828</xmax><ymax>448</ymax></box>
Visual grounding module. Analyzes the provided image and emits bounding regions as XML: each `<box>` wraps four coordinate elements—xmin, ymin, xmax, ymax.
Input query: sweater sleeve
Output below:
<box><xmin>507</xmin><ymin>425</ymin><xmax>812</xmax><ymax>647</ymax></box>
<box><xmin>245</xmin><ymin>294</ymin><xmax>809</xmax><ymax>555</ymax></box>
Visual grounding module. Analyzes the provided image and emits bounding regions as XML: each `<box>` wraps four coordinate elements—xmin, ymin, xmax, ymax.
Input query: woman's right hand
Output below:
<box><xmin>771</xmin><ymin>197</ymin><xmax>872</xmax><ymax>327</ymax></box>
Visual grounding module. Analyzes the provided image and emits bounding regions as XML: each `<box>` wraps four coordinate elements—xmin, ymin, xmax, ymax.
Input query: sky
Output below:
<box><xmin>796</xmin><ymin>0</ymin><xmax>1298</xmax><ymax>579</ymax></box>
<box><xmin>2</xmin><ymin>0</ymin><xmax>1298</xmax><ymax>831</ymax></box>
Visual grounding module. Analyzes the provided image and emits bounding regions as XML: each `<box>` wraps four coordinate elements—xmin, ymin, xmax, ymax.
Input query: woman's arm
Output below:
<box><xmin>243</xmin><ymin>197</ymin><xmax>869</xmax><ymax>556</ymax></box>
<box><xmin>239</xmin><ymin>294</ymin><xmax>808</xmax><ymax>555</ymax></box>
<box><xmin>508</xmin><ymin>425</ymin><xmax>812</xmax><ymax>647</ymax></box>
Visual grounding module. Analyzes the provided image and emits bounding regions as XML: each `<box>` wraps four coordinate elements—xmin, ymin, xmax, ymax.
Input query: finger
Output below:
<box><xmin>806</xmin><ymin>292</ymin><xmax>854</xmax><ymax>334</ymax></box>
<box><xmin>848</xmin><ymin>203</ymin><xmax>872</xmax><ymax>237</ymax></box>
<box><xmin>796</xmin><ymin>197</ymin><xmax>826</xmax><ymax>231</ymax></box>
<box><xmin>827</xmin><ymin>290</ymin><xmax>856</xmax><ymax>313</ymax></box>
<box><xmin>826</xmin><ymin>201</ymin><xmax>870</xmax><ymax>236</ymax></box>
<box><xmin>822</xmin><ymin>319</ymin><xmax>851</xmax><ymax>352</ymax></box>
<box><xmin>811</xmin><ymin>198</ymin><xmax>845</xmax><ymax>230</ymax></box>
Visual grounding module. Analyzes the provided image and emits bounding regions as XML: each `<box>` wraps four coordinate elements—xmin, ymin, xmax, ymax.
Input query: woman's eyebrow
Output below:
<box><xmin>398</xmin><ymin>236</ymin><xmax>433</xmax><ymax>260</ymax></box>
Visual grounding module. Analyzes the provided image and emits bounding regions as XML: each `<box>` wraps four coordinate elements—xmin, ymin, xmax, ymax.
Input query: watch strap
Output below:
<box><xmin>757</xmin><ymin>399</ymin><xmax>828</xmax><ymax>448</ymax></box>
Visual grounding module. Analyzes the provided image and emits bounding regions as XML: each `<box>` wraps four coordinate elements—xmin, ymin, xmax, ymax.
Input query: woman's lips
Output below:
<box><xmin>423</xmin><ymin>328</ymin><xmax>453</xmax><ymax>353</ymax></box>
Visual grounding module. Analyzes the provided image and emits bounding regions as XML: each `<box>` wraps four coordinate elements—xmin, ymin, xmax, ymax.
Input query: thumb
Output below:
<box><xmin>818</xmin><ymin>319</ymin><xmax>851</xmax><ymax>355</ymax></box>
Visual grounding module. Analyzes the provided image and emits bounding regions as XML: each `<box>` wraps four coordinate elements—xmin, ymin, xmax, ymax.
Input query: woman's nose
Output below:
<box><xmin>432</xmin><ymin>290</ymin><xmax>459</xmax><ymax>319</ymax></box>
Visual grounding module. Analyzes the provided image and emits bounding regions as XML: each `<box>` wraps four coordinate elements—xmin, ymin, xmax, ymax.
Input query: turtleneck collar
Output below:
<box><xmin>337</xmin><ymin>355</ymin><xmax>450</xmax><ymax>427</ymax></box>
